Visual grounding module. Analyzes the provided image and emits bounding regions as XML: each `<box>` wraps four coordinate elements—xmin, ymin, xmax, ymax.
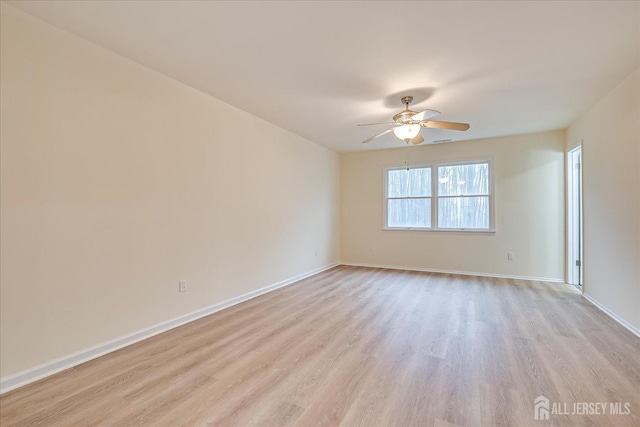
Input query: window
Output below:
<box><xmin>436</xmin><ymin>162</ymin><xmax>490</xmax><ymax>229</ymax></box>
<box><xmin>384</xmin><ymin>160</ymin><xmax>493</xmax><ymax>231</ymax></box>
<box><xmin>386</xmin><ymin>167</ymin><xmax>432</xmax><ymax>229</ymax></box>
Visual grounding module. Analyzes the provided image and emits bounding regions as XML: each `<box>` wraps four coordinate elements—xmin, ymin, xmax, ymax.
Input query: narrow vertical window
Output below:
<box><xmin>386</xmin><ymin>167</ymin><xmax>432</xmax><ymax>229</ymax></box>
<box><xmin>436</xmin><ymin>162</ymin><xmax>490</xmax><ymax>230</ymax></box>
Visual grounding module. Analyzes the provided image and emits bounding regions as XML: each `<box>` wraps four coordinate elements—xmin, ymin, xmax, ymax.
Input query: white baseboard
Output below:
<box><xmin>340</xmin><ymin>262</ymin><xmax>565</xmax><ymax>283</ymax></box>
<box><xmin>582</xmin><ymin>293</ymin><xmax>640</xmax><ymax>339</ymax></box>
<box><xmin>0</xmin><ymin>262</ymin><xmax>339</xmax><ymax>395</ymax></box>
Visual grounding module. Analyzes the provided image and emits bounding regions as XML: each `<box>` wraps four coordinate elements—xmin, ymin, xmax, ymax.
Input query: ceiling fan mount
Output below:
<box><xmin>393</xmin><ymin>96</ymin><xmax>418</xmax><ymax>123</ymax></box>
<box><xmin>358</xmin><ymin>96</ymin><xmax>470</xmax><ymax>145</ymax></box>
<box><xmin>400</xmin><ymin>96</ymin><xmax>414</xmax><ymax>105</ymax></box>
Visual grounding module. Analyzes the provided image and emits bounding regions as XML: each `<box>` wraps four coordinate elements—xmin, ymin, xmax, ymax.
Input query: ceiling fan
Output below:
<box><xmin>359</xmin><ymin>96</ymin><xmax>470</xmax><ymax>144</ymax></box>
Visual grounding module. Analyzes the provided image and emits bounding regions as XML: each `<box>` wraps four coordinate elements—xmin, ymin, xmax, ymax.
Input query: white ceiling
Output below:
<box><xmin>8</xmin><ymin>1</ymin><xmax>640</xmax><ymax>152</ymax></box>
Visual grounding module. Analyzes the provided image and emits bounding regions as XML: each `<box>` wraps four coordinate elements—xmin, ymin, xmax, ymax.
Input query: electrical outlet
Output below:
<box><xmin>179</xmin><ymin>280</ymin><xmax>187</xmax><ymax>293</ymax></box>
<box><xmin>508</xmin><ymin>252</ymin><xmax>515</xmax><ymax>261</ymax></box>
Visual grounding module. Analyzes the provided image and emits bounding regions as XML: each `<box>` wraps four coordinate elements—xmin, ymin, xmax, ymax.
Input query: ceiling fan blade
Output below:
<box><xmin>422</xmin><ymin>120</ymin><xmax>470</xmax><ymax>131</ymax></box>
<box><xmin>362</xmin><ymin>128</ymin><xmax>394</xmax><ymax>144</ymax></box>
<box><xmin>357</xmin><ymin>122</ymin><xmax>395</xmax><ymax>126</ymax></box>
<box><xmin>411</xmin><ymin>133</ymin><xmax>424</xmax><ymax>145</ymax></box>
<box><xmin>409</xmin><ymin>109</ymin><xmax>440</xmax><ymax>122</ymax></box>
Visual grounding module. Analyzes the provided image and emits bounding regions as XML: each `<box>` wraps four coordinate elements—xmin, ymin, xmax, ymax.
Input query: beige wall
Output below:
<box><xmin>3</xmin><ymin>0</ymin><xmax>637</xmax><ymax>387</ymax></box>
<box><xmin>341</xmin><ymin>131</ymin><xmax>566</xmax><ymax>280</ymax></box>
<box><xmin>567</xmin><ymin>67</ymin><xmax>640</xmax><ymax>331</ymax></box>
<box><xmin>0</xmin><ymin>4</ymin><xmax>340</xmax><ymax>378</ymax></box>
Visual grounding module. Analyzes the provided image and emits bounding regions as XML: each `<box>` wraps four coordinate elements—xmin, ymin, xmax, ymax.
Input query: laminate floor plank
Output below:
<box><xmin>1</xmin><ymin>266</ymin><xmax>639</xmax><ymax>426</ymax></box>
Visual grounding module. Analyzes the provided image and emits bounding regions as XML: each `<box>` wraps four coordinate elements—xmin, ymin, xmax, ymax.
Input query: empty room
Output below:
<box><xmin>1</xmin><ymin>1</ymin><xmax>639</xmax><ymax>426</ymax></box>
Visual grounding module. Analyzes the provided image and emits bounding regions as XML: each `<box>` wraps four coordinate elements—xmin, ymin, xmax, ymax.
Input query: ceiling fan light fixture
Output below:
<box><xmin>393</xmin><ymin>123</ymin><xmax>421</xmax><ymax>142</ymax></box>
<box><xmin>360</xmin><ymin>95</ymin><xmax>469</xmax><ymax>145</ymax></box>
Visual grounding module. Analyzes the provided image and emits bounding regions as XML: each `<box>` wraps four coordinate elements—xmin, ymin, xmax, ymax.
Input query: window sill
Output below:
<box><xmin>383</xmin><ymin>227</ymin><xmax>496</xmax><ymax>235</ymax></box>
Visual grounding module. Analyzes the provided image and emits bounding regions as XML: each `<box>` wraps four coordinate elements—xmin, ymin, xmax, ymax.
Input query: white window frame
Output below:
<box><xmin>383</xmin><ymin>159</ymin><xmax>495</xmax><ymax>233</ymax></box>
<box><xmin>384</xmin><ymin>165</ymin><xmax>434</xmax><ymax>231</ymax></box>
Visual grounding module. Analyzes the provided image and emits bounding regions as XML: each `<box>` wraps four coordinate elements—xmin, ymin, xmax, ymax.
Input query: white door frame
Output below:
<box><xmin>567</xmin><ymin>144</ymin><xmax>583</xmax><ymax>287</ymax></box>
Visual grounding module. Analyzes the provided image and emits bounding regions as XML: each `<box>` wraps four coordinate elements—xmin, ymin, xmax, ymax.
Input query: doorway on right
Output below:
<box><xmin>567</xmin><ymin>144</ymin><xmax>583</xmax><ymax>289</ymax></box>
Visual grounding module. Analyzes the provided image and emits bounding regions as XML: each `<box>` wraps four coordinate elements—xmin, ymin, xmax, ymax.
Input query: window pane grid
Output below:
<box><xmin>385</xmin><ymin>161</ymin><xmax>492</xmax><ymax>231</ymax></box>
<box><xmin>437</xmin><ymin>196</ymin><xmax>490</xmax><ymax>229</ymax></box>
<box><xmin>387</xmin><ymin>198</ymin><xmax>432</xmax><ymax>228</ymax></box>
<box><xmin>437</xmin><ymin>163</ymin><xmax>489</xmax><ymax>197</ymax></box>
<box><xmin>387</xmin><ymin>167</ymin><xmax>431</xmax><ymax>198</ymax></box>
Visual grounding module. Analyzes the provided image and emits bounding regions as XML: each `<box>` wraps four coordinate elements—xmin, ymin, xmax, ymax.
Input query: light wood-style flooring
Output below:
<box><xmin>1</xmin><ymin>266</ymin><xmax>639</xmax><ymax>426</ymax></box>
